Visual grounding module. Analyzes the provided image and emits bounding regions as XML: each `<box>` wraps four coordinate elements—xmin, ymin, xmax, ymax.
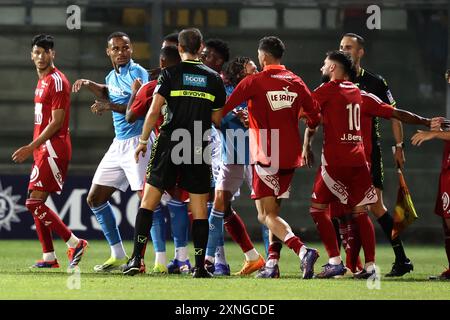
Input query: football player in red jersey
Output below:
<box><xmin>411</xmin><ymin>72</ymin><xmax>450</xmax><ymax>280</ymax></box>
<box><xmin>223</xmin><ymin>36</ymin><xmax>321</xmax><ymax>279</ymax></box>
<box><xmin>12</xmin><ymin>34</ymin><xmax>87</xmax><ymax>269</ymax></box>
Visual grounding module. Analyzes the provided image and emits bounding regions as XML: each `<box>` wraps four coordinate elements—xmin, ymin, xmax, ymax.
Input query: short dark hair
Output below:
<box><xmin>258</xmin><ymin>36</ymin><xmax>285</xmax><ymax>60</ymax></box>
<box><xmin>107</xmin><ymin>31</ymin><xmax>130</xmax><ymax>43</ymax></box>
<box><xmin>178</xmin><ymin>28</ymin><xmax>203</xmax><ymax>55</ymax></box>
<box><xmin>31</xmin><ymin>34</ymin><xmax>54</xmax><ymax>51</ymax></box>
<box><xmin>326</xmin><ymin>50</ymin><xmax>356</xmax><ymax>81</ymax></box>
<box><xmin>160</xmin><ymin>45</ymin><xmax>181</xmax><ymax>65</ymax></box>
<box><xmin>205</xmin><ymin>39</ymin><xmax>230</xmax><ymax>62</ymax></box>
<box><xmin>225</xmin><ymin>56</ymin><xmax>251</xmax><ymax>86</ymax></box>
<box><xmin>164</xmin><ymin>32</ymin><xmax>179</xmax><ymax>45</ymax></box>
<box><xmin>343</xmin><ymin>33</ymin><xmax>365</xmax><ymax>48</ymax></box>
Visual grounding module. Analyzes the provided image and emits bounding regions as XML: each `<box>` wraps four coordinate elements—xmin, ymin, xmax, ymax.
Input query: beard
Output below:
<box><xmin>321</xmin><ymin>73</ymin><xmax>331</xmax><ymax>83</ymax></box>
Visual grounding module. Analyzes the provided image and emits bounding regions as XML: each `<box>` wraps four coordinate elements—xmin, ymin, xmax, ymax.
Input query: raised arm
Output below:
<box><xmin>72</xmin><ymin>79</ymin><xmax>108</xmax><ymax>100</ymax></box>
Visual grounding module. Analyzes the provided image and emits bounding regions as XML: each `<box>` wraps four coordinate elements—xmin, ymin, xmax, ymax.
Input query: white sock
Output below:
<box><xmin>329</xmin><ymin>256</ymin><xmax>342</xmax><ymax>265</ymax></box>
<box><xmin>244</xmin><ymin>248</ymin><xmax>260</xmax><ymax>261</ymax></box>
<box><xmin>299</xmin><ymin>245</ymin><xmax>308</xmax><ymax>260</ymax></box>
<box><xmin>43</xmin><ymin>252</ymin><xmax>56</xmax><ymax>261</ymax></box>
<box><xmin>175</xmin><ymin>246</ymin><xmax>188</xmax><ymax>262</ymax></box>
<box><xmin>283</xmin><ymin>231</ymin><xmax>295</xmax><ymax>242</ymax></box>
<box><xmin>365</xmin><ymin>262</ymin><xmax>375</xmax><ymax>271</ymax></box>
<box><xmin>215</xmin><ymin>246</ymin><xmax>227</xmax><ymax>265</ymax></box>
<box><xmin>155</xmin><ymin>252</ymin><xmax>166</xmax><ymax>266</ymax></box>
<box><xmin>66</xmin><ymin>233</ymin><xmax>79</xmax><ymax>249</ymax></box>
<box><xmin>205</xmin><ymin>255</ymin><xmax>215</xmax><ymax>264</ymax></box>
<box><xmin>111</xmin><ymin>242</ymin><xmax>127</xmax><ymax>259</ymax></box>
<box><xmin>266</xmin><ymin>258</ymin><xmax>278</xmax><ymax>268</ymax></box>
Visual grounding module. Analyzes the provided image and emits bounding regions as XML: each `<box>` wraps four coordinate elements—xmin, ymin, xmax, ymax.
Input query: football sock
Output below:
<box><xmin>244</xmin><ymin>248</ymin><xmax>260</xmax><ymax>261</ymax></box>
<box><xmin>266</xmin><ymin>242</ymin><xmax>282</xmax><ymax>266</ymax></box>
<box><xmin>345</xmin><ymin>215</ymin><xmax>363</xmax><ymax>272</ymax></box>
<box><xmin>377</xmin><ymin>211</ymin><xmax>407</xmax><ymax>262</ymax></box>
<box><xmin>261</xmin><ymin>224</ymin><xmax>270</xmax><ymax>257</ymax></box>
<box><xmin>26</xmin><ymin>198</ymin><xmax>71</xmax><ymax>242</ymax></box>
<box><xmin>155</xmin><ymin>252</ymin><xmax>166</xmax><ymax>266</ymax></box>
<box><xmin>443</xmin><ymin>218</ymin><xmax>450</xmax><ymax>268</ymax></box>
<box><xmin>111</xmin><ymin>242</ymin><xmax>127</xmax><ymax>259</ymax></box>
<box><xmin>283</xmin><ymin>232</ymin><xmax>304</xmax><ymax>256</ymax></box>
<box><xmin>355</xmin><ymin>212</ymin><xmax>376</xmax><ymax>265</ymax></box>
<box><xmin>224</xmin><ymin>210</ymin><xmax>254</xmax><ymax>253</ymax></box>
<box><xmin>310</xmin><ymin>207</ymin><xmax>340</xmax><ymax>258</ymax></box>
<box><xmin>192</xmin><ymin>219</ymin><xmax>209</xmax><ymax>268</ymax></box>
<box><xmin>90</xmin><ymin>202</ymin><xmax>122</xmax><ymax>246</ymax></box>
<box><xmin>206</xmin><ymin>209</ymin><xmax>224</xmax><ymax>258</ymax></box>
<box><xmin>33</xmin><ymin>214</ymin><xmax>54</xmax><ymax>253</ymax></box>
<box><xmin>332</xmin><ymin>217</ymin><xmax>342</xmax><ymax>249</ymax></box>
<box><xmin>215</xmin><ymin>246</ymin><xmax>227</xmax><ymax>265</ymax></box>
<box><xmin>168</xmin><ymin>200</ymin><xmax>189</xmax><ymax>248</ymax></box>
<box><xmin>175</xmin><ymin>246</ymin><xmax>188</xmax><ymax>262</ymax></box>
<box><xmin>43</xmin><ymin>251</ymin><xmax>56</xmax><ymax>262</ymax></box>
<box><xmin>66</xmin><ymin>233</ymin><xmax>80</xmax><ymax>249</ymax></box>
<box><xmin>132</xmin><ymin>208</ymin><xmax>153</xmax><ymax>258</ymax></box>
<box><xmin>150</xmin><ymin>205</ymin><xmax>166</xmax><ymax>253</ymax></box>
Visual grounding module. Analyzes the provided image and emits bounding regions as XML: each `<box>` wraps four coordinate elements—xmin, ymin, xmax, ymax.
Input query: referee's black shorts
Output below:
<box><xmin>146</xmin><ymin>134</ymin><xmax>211</xmax><ymax>194</ymax></box>
<box><xmin>370</xmin><ymin>142</ymin><xmax>384</xmax><ymax>190</ymax></box>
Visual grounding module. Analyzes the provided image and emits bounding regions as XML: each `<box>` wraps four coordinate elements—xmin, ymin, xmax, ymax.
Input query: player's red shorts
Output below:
<box><xmin>311</xmin><ymin>165</ymin><xmax>377</xmax><ymax>208</ymax></box>
<box><xmin>251</xmin><ymin>165</ymin><xmax>295</xmax><ymax>200</ymax></box>
<box><xmin>28</xmin><ymin>153</ymin><xmax>69</xmax><ymax>194</ymax></box>
<box><xmin>434</xmin><ymin>168</ymin><xmax>450</xmax><ymax>218</ymax></box>
<box><xmin>328</xmin><ymin>201</ymin><xmax>351</xmax><ymax>218</ymax></box>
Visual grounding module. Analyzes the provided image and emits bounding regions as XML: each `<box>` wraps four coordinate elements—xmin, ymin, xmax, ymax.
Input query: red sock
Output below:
<box><xmin>346</xmin><ymin>217</ymin><xmax>363</xmax><ymax>272</ymax></box>
<box><xmin>310</xmin><ymin>207</ymin><xmax>340</xmax><ymax>258</ymax></box>
<box><xmin>33</xmin><ymin>215</ymin><xmax>54</xmax><ymax>253</ymax></box>
<box><xmin>26</xmin><ymin>198</ymin><xmax>72</xmax><ymax>242</ymax></box>
<box><xmin>284</xmin><ymin>234</ymin><xmax>304</xmax><ymax>256</ymax></box>
<box><xmin>443</xmin><ymin>218</ymin><xmax>450</xmax><ymax>268</ymax></box>
<box><xmin>224</xmin><ymin>211</ymin><xmax>254</xmax><ymax>253</ymax></box>
<box><xmin>268</xmin><ymin>242</ymin><xmax>282</xmax><ymax>260</ymax></box>
<box><xmin>354</xmin><ymin>212</ymin><xmax>376</xmax><ymax>265</ymax></box>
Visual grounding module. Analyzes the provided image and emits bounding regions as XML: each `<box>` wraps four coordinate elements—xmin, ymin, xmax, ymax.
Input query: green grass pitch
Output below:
<box><xmin>0</xmin><ymin>240</ymin><xmax>448</xmax><ymax>300</ymax></box>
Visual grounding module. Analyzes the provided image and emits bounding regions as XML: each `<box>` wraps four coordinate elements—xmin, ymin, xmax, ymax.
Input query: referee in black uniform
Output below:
<box><xmin>124</xmin><ymin>28</ymin><xmax>225</xmax><ymax>278</ymax></box>
<box><xmin>340</xmin><ymin>33</ymin><xmax>413</xmax><ymax>277</ymax></box>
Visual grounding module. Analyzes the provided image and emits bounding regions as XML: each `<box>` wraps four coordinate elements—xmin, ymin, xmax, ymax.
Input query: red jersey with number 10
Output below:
<box><xmin>223</xmin><ymin>65</ymin><xmax>320</xmax><ymax>169</ymax></box>
<box><xmin>313</xmin><ymin>80</ymin><xmax>367</xmax><ymax>167</ymax></box>
<box><xmin>33</xmin><ymin>67</ymin><xmax>71</xmax><ymax>160</ymax></box>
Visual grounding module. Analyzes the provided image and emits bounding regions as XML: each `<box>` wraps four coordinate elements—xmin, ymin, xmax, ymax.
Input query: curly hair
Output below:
<box><xmin>224</xmin><ymin>56</ymin><xmax>252</xmax><ymax>86</ymax></box>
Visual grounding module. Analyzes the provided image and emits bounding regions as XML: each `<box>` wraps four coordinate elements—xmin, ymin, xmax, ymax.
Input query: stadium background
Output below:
<box><xmin>0</xmin><ymin>0</ymin><xmax>448</xmax><ymax>243</ymax></box>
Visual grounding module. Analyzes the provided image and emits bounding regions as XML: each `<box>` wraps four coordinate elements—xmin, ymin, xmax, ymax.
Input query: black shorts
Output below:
<box><xmin>146</xmin><ymin>134</ymin><xmax>212</xmax><ymax>194</ymax></box>
<box><xmin>370</xmin><ymin>142</ymin><xmax>384</xmax><ymax>190</ymax></box>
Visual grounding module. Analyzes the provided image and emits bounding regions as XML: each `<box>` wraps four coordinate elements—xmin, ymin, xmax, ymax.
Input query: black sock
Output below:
<box><xmin>192</xmin><ymin>219</ymin><xmax>209</xmax><ymax>269</ymax></box>
<box><xmin>332</xmin><ymin>217</ymin><xmax>342</xmax><ymax>250</ymax></box>
<box><xmin>133</xmin><ymin>207</ymin><xmax>153</xmax><ymax>258</ymax></box>
<box><xmin>377</xmin><ymin>211</ymin><xmax>407</xmax><ymax>262</ymax></box>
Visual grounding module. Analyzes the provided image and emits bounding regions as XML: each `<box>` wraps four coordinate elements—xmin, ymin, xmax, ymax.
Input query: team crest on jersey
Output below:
<box><xmin>442</xmin><ymin>192</ymin><xmax>449</xmax><ymax>211</ymax></box>
<box><xmin>266</xmin><ymin>86</ymin><xmax>298</xmax><ymax>111</ymax></box>
<box><xmin>0</xmin><ymin>180</ymin><xmax>27</xmax><ymax>232</ymax></box>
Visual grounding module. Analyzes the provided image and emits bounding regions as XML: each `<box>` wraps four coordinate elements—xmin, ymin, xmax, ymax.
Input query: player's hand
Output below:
<box><xmin>134</xmin><ymin>144</ymin><xmax>147</xmax><ymax>163</ymax></box>
<box><xmin>90</xmin><ymin>100</ymin><xmax>111</xmax><ymax>115</ymax></box>
<box><xmin>132</xmin><ymin>78</ymin><xmax>142</xmax><ymax>94</ymax></box>
<box><xmin>72</xmin><ymin>79</ymin><xmax>90</xmax><ymax>93</ymax></box>
<box><xmin>431</xmin><ymin>117</ymin><xmax>446</xmax><ymax>131</ymax></box>
<box><xmin>393</xmin><ymin>147</ymin><xmax>405</xmax><ymax>169</ymax></box>
<box><xmin>411</xmin><ymin>130</ymin><xmax>436</xmax><ymax>146</ymax></box>
<box><xmin>233</xmin><ymin>109</ymin><xmax>249</xmax><ymax>128</ymax></box>
<box><xmin>302</xmin><ymin>145</ymin><xmax>314</xmax><ymax>168</ymax></box>
<box><xmin>12</xmin><ymin>145</ymin><xmax>33</xmax><ymax>163</ymax></box>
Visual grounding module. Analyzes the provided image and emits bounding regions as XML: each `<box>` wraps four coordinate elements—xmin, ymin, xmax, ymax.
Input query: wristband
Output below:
<box><xmin>138</xmin><ymin>138</ymin><xmax>148</xmax><ymax>145</ymax></box>
<box><xmin>395</xmin><ymin>142</ymin><xmax>404</xmax><ymax>149</ymax></box>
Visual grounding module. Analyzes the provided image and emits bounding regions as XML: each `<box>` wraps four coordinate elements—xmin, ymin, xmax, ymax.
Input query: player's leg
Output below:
<box><xmin>439</xmin><ymin>217</ymin><xmax>450</xmax><ymax>279</ymax></box>
<box><xmin>167</xmin><ymin>199</ymin><xmax>191</xmax><ymax>274</ymax></box>
<box><xmin>150</xmin><ymin>204</ymin><xmax>168</xmax><ymax>273</ymax></box>
<box><xmin>256</xmin><ymin>228</ymin><xmax>282</xmax><ymax>278</ymax></box>
<box><xmin>87</xmin><ymin>183</ymin><xmax>128</xmax><ymax>271</ymax></box>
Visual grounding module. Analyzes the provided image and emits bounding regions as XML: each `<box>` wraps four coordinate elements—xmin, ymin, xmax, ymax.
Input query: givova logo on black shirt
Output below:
<box><xmin>183</xmin><ymin>74</ymin><xmax>207</xmax><ymax>87</ymax></box>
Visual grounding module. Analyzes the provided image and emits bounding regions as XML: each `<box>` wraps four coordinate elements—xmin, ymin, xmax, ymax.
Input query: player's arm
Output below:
<box><xmin>125</xmin><ymin>78</ymin><xmax>144</xmax><ymax>123</ymax></box>
<box><xmin>412</xmin><ymin>130</ymin><xmax>450</xmax><ymax>146</ymax></box>
<box><xmin>72</xmin><ymin>79</ymin><xmax>108</xmax><ymax>100</ymax></box>
<box><xmin>302</xmin><ymin>126</ymin><xmax>317</xmax><ymax>168</ymax></box>
<box><xmin>212</xmin><ymin>108</ymin><xmax>223</xmax><ymax>128</ymax></box>
<box><xmin>134</xmin><ymin>93</ymin><xmax>164</xmax><ymax>162</ymax></box>
<box><xmin>12</xmin><ymin>109</ymin><xmax>65</xmax><ymax>163</ymax></box>
<box><xmin>392</xmin><ymin>108</ymin><xmax>430</xmax><ymax>127</ymax></box>
<box><xmin>222</xmin><ymin>76</ymin><xmax>252</xmax><ymax>116</ymax></box>
<box><xmin>302</xmin><ymin>84</ymin><xmax>321</xmax><ymax>129</ymax></box>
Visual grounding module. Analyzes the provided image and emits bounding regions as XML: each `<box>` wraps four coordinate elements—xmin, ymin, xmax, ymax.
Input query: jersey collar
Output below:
<box><xmin>183</xmin><ymin>59</ymin><xmax>203</xmax><ymax>64</ymax></box>
<box><xmin>263</xmin><ymin>64</ymin><xmax>286</xmax><ymax>71</ymax></box>
<box><xmin>117</xmin><ymin>59</ymin><xmax>133</xmax><ymax>75</ymax></box>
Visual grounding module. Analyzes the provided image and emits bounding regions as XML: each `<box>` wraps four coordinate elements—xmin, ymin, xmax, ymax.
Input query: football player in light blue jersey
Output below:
<box><xmin>72</xmin><ymin>32</ymin><xmax>151</xmax><ymax>273</ymax></box>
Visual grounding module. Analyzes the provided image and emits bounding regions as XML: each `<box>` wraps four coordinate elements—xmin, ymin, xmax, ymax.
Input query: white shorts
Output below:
<box><xmin>93</xmin><ymin>134</ymin><xmax>153</xmax><ymax>192</ymax></box>
<box><xmin>215</xmin><ymin>163</ymin><xmax>253</xmax><ymax>198</ymax></box>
